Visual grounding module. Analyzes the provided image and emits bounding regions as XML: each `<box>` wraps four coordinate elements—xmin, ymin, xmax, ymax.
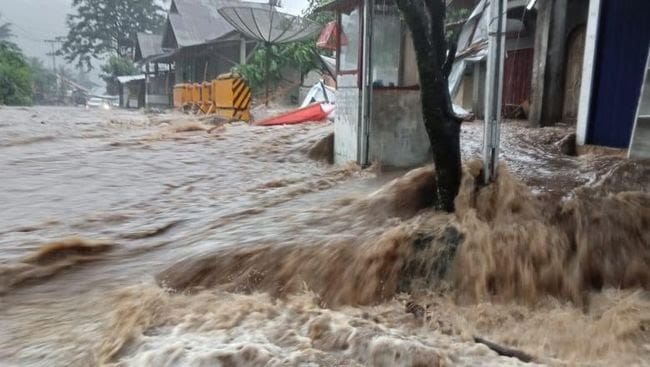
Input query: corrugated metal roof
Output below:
<box><xmin>162</xmin><ymin>0</ymin><xmax>268</xmax><ymax>49</ymax></box>
<box><xmin>136</xmin><ymin>33</ymin><xmax>164</xmax><ymax>61</ymax></box>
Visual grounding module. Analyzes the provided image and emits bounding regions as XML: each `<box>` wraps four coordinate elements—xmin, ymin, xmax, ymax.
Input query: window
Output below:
<box><xmin>370</xmin><ymin>6</ymin><xmax>401</xmax><ymax>87</ymax></box>
<box><xmin>339</xmin><ymin>8</ymin><xmax>360</xmax><ymax>73</ymax></box>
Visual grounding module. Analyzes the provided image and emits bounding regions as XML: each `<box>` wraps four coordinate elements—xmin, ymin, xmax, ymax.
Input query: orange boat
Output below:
<box><xmin>256</xmin><ymin>102</ymin><xmax>335</xmax><ymax>126</ymax></box>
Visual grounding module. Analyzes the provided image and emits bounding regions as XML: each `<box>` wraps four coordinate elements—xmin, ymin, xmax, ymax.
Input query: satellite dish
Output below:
<box><xmin>218</xmin><ymin>2</ymin><xmax>321</xmax><ymax>105</ymax></box>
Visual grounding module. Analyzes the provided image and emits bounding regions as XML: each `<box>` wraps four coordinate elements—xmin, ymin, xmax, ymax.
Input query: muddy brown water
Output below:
<box><xmin>0</xmin><ymin>106</ymin><xmax>648</xmax><ymax>366</ymax></box>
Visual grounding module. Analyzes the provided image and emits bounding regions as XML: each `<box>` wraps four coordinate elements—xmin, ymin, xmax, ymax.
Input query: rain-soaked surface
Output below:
<box><xmin>1</xmin><ymin>106</ymin><xmax>648</xmax><ymax>366</ymax></box>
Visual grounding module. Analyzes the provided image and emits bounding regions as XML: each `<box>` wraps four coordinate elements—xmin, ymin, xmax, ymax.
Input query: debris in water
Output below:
<box><xmin>473</xmin><ymin>336</ymin><xmax>534</xmax><ymax>363</ymax></box>
<box><xmin>0</xmin><ymin>238</ymin><xmax>114</xmax><ymax>294</ymax></box>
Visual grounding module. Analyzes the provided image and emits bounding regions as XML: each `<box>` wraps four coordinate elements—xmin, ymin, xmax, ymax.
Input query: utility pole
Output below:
<box><xmin>44</xmin><ymin>39</ymin><xmax>61</xmax><ymax>72</ymax></box>
<box><xmin>483</xmin><ymin>0</ymin><xmax>507</xmax><ymax>183</ymax></box>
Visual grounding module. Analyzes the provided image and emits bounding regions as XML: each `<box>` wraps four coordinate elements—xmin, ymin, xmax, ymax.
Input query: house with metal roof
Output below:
<box><xmin>119</xmin><ymin>0</ymin><xmax>262</xmax><ymax>109</ymax></box>
<box><xmin>161</xmin><ymin>0</ymin><xmax>259</xmax><ymax>84</ymax></box>
<box><xmin>450</xmin><ymin>0</ymin><xmax>650</xmax><ymax>157</ymax></box>
<box><xmin>117</xmin><ymin>32</ymin><xmax>175</xmax><ymax>109</ymax></box>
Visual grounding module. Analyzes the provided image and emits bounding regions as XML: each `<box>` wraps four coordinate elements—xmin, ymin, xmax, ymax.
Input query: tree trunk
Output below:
<box><xmin>395</xmin><ymin>0</ymin><xmax>462</xmax><ymax>212</ymax></box>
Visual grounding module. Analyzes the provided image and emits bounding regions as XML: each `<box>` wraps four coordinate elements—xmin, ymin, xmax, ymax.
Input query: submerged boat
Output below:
<box><xmin>256</xmin><ymin>102</ymin><xmax>335</xmax><ymax>126</ymax></box>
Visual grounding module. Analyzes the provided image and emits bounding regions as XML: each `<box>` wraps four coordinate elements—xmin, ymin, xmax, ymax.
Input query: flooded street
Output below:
<box><xmin>1</xmin><ymin>106</ymin><xmax>649</xmax><ymax>366</ymax></box>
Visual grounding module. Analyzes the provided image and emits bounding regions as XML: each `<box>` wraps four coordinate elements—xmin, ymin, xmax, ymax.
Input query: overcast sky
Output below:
<box><xmin>0</xmin><ymin>0</ymin><xmax>71</xmax><ymax>68</ymax></box>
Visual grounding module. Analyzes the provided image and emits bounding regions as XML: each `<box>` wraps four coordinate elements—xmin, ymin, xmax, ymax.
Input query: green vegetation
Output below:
<box><xmin>60</xmin><ymin>0</ymin><xmax>165</xmax><ymax>70</ymax></box>
<box><xmin>237</xmin><ymin>42</ymin><xmax>320</xmax><ymax>94</ymax></box>
<box><xmin>100</xmin><ymin>55</ymin><xmax>137</xmax><ymax>95</ymax></box>
<box><xmin>28</xmin><ymin>58</ymin><xmax>57</xmax><ymax>104</ymax></box>
<box><xmin>304</xmin><ymin>0</ymin><xmax>335</xmax><ymax>25</ymax></box>
<box><xmin>0</xmin><ymin>41</ymin><xmax>32</xmax><ymax>106</ymax></box>
<box><xmin>446</xmin><ymin>7</ymin><xmax>471</xmax><ymax>43</ymax></box>
<box><xmin>236</xmin><ymin>0</ymin><xmax>333</xmax><ymax>95</ymax></box>
<box><xmin>0</xmin><ymin>14</ymin><xmax>13</xmax><ymax>41</ymax></box>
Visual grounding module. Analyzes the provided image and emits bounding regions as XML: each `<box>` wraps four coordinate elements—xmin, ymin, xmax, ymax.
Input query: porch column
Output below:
<box><xmin>576</xmin><ymin>0</ymin><xmax>603</xmax><ymax>145</ymax></box>
<box><xmin>145</xmin><ymin>63</ymin><xmax>150</xmax><ymax>109</ymax></box>
<box><xmin>240</xmin><ymin>36</ymin><xmax>247</xmax><ymax>64</ymax></box>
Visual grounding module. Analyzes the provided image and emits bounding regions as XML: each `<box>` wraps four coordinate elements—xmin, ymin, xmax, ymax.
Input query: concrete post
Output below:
<box><xmin>530</xmin><ymin>0</ymin><xmax>569</xmax><ymax>126</ymax></box>
<box><xmin>529</xmin><ymin>0</ymin><xmax>552</xmax><ymax>125</ymax></box>
<box><xmin>483</xmin><ymin>0</ymin><xmax>507</xmax><ymax>183</ymax></box>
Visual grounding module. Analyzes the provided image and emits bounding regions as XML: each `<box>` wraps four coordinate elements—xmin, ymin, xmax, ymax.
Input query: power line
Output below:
<box><xmin>44</xmin><ymin>39</ymin><xmax>63</xmax><ymax>72</ymax></box>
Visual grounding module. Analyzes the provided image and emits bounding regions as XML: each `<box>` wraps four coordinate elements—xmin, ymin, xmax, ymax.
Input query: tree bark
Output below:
<box><xmin>395</xmin><ymin>0</ymin><xmax>462</xmax><ymax>212</ymax></box>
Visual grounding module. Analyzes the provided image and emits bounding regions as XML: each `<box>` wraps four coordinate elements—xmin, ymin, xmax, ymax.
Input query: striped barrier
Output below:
<box><xmin>175</xmin><ymin>74</ymin><xmax>251</xmax><ymax>122</ymax></box>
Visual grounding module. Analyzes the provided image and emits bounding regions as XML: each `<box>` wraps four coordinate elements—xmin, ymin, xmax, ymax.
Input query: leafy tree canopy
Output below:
<box><xmin>0</xmin><ymin>13</ymin><xmax>13</xmax><ymax>41</ymax></box>
<box><xmin>237</xmin><ymin>41</ymin><xmax>320</xmax><ymax>94</ymax></box>
<box><xmin>100</xmin><ymin>55</ymin><xmax>137</xmax><ymax>95</ymax></box>
<box><xmin>28</xmin><ymin>57</ymin><xmax>57</xmax><ymax>104</ymax></box>
<box><xmin>60</xmin><ymin>0</ymin><xmax>165</xmax><ymax>70</ymax></box>
<box><xmin>0</xmin><ymin>41</ymin><xmax>32</xmax><ymax>106</ymax></box>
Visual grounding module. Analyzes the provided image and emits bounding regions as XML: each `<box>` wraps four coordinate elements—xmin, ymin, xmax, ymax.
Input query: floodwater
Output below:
<box><xmin>0</xmin><ymin>106</ymin><xmax>648</xmax><ymax>366</ymax></box>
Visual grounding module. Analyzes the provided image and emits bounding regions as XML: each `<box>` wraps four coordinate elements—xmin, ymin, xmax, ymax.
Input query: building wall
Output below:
<box><xmin>453</xmin><ymin>72</ymin><xmax>474</xmax><ymax>112</ymax></box>
<box><xmin>334</xmin><ymin>74</ymin><xmax>360</xmax><ymax>164</ymax></box>
<box><xmin>175</xmin><ymin>43</ymin><xmax>249</xmax><ymax>83</ymax></box>
<box><xmin>562</xmin><ymin>25</ymin><xmax>586</xmax><ymax>122</ymax></box>
<box><xmin>586</xmin><ymin>0</ymin><xmax>650</xmax><ymax>148</ymax></box>
<box><xmin>628</xmin><ymin>64</ymin><xmax>650</xmax><ymax>159</ymax></box>
<box><xmin>369</xmin><ymin>89</ymin><xmax>431</xmax><ymax>167</ymax></box>
<box><xmin>530</xmin><ymin>0</ymin><xmax>589</xmax><ymax>126</ymax></box>
<box><xmin>502</xmin><ymin>47</ymin><xmax>534</xmax><ymax>117</ymax></box>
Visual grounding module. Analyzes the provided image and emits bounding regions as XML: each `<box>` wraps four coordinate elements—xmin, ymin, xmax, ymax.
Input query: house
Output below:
<box><xmin>161</xmin><ymin>0</ymin><xmax>259</xmax><ymax>84</ymax></box>
<box><xmin>316</xmin><ymin>0</ymin><xmax>539</xmax><ymax>167</ymax></box>
<box><xmin>453</xmin><ymin>0</ymin><xmax>650</xmax><ymax>157</ymax></box>
<box><xmin>450</xmin><ymin>0</ymin><xmax>540</xmax><ymax>120</ymax></box>
<box><xmin>134</xmin><ymin>32</ymin><xmax>175</xmax><ymax>108</ymax></box>
<box><xmin>318</xmin><ymin>0</ymin><xmax>649</xmax><ymax>168</ymax></box>
<box><xmin>316</xmin><ymin>0</ymin><xmax>431</xmax><ymax>167</ymax></box>
<box><xmin>118</xmin><ymin>0</ymin><xmax>266</xmax><ymax>109</ymax></box>
<box><xmin>117</xmin><ymin>74</ymin><xmax>145</xmax><ymax>108</ymax></box>
<box><xmin>117</xmin><ymin>33</ymin><xmax>174</xmax><ymax>109</ymax></box>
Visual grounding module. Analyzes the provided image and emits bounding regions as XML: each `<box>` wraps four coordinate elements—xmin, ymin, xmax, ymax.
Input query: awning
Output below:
<box><xmin>146</xmin><ymin>49</ymin><xmax>177</xmax><ymax>64</ymax></box>
<box><xmin>317</xmin><ymin>21</ymin><xmax>347</xmax><ymax>50</ymax></box>
<box><xmin>117</xmin><ymin>75</ymin><xmax>146</xmax><ymax>84</ymax></box>
<box><xmin>314</xmin><ymin>0</ymin><xmax>360</xmax><ymax>13</ymax></box>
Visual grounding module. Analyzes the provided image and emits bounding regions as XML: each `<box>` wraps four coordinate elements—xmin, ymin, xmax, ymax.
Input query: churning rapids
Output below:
<box><xmin>1</xmin><ymin>106</ymin><xmax>648</xmax><ymax>366</ymax></box>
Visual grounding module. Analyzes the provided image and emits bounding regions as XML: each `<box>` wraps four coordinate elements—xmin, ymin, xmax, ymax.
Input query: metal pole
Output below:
<box><xmin>483</xmin><ymin>0</ymin><xmax>507</xmax><ymax>183</ymax></box>
<box><xmin>265</xmin><ymin>43</ymin><xmax>271</xmax><ymax>106</ymax></box>
<box><xmin>359</xmin><ymin>0</ymin><xmax>373</xmax><ymax>167</ymax></box>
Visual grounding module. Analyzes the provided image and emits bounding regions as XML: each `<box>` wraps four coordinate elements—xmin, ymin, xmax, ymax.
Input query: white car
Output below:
<box><xmin>86</xmin><ymin>97</ymin><xmax>111</xmax><ymax>110</ymax></box>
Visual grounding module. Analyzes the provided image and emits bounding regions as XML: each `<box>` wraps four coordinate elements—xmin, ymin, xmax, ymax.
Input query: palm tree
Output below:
<box><xmin>0</xmin><ymin>13</ymin><xmax>13</xmax><ymax>41</ymax></box>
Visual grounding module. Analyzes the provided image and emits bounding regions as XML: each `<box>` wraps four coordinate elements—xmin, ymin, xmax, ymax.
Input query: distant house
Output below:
<box><xmin>118</xmin><ymin>0</ymin><xmax>264</xmax><ymax>109</ymax></box>
<box><xmin>135</xmin><ymin>32</ymin><xmax>175</xmax><ymax>108</ymax></box>
<box><xmin>117</xmin><ymin>33</ymin><xmax>172</xmax><ymax>109</ymax></box>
